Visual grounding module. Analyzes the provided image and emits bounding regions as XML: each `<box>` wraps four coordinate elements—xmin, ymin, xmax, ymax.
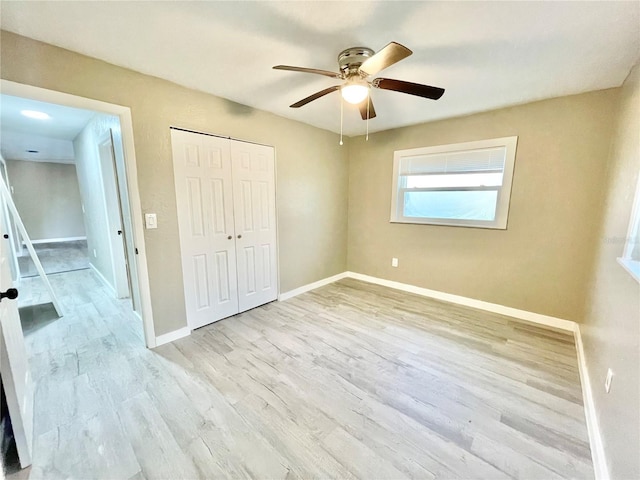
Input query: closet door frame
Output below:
<box><xmin>171</xmin><ymin>127</ymin><xmax>279</xmax><ymax>330</ymax></box>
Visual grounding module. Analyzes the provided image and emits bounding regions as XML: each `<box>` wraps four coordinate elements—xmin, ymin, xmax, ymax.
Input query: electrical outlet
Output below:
<box><xmin>391</xmin><ymin>257</ymin><xmax>399</xmax><ymax>267</ymax></box>
<box><xmin>93</xmin><ymin>249</ymin><xmax>97</xmax><ymax>258</ymax></box>
<box><xmin>605</xmin><ymin>368</ymin><xmax>613</xmax><ymax>393</ymax></box>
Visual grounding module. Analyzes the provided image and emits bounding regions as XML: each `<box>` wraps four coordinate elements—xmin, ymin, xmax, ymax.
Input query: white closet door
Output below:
<box><xmin>231</xmin><ymin>141</ymin><xmax>278</xmax><ymax>312</ymax></box>
<box><xmin>171</xmin><ymin>130</ymin><xmax>239</xmax><ymax>329</ymax></box>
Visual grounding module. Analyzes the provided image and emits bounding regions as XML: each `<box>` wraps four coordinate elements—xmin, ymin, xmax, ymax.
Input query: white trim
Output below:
<box><xmin>278</xmin><ymin>272</ymin><xmax>349</xmax><ymax>301</ymax></box>
<box><xmin>89</xmin><ymin>263</ymin><xmax>116</xmax><ymax>298</ymax></box>
<box><xmin>154</xmin><ymin>327</ymin><xmax>191</xmax><ymax>347</ymax></box>
<box><xmin>278</xmin><ymin>270</ymin><xmax>575</xmax><ymax>331</ymax></box>
<box><xmin>25</xmin><ymin>236</ymin><xmax>87</xmax><ymax>245</ymax></box>
<box><xmin>390</xmin><ymin>136</ymin><xmax>518</xmax><ymax>230</ymax></box>
<box><xmin>1</xmin><ymin>80</ymin><xmax>157</xmax><ymax>348</ymax></box>
<box><xmin>574</xmin><ymin>325</ymin><xmax>609</xmax><ymax>480</ymax></box>
<box><xmin>345</xmin><ymin>271</ymin><xmax>575</xmax><ymax>331</ymax></box>
<box><xmin>622</xmin><ymin>175</ymin><xmax>640</xmax><ymax>260</ymax></box>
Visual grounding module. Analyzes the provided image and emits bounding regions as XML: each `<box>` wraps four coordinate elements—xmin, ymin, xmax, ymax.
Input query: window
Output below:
<box><xmin>618</xmin><ymin>177</ymin><xmax>640</xmax><ymax>283</ymax></box>
<box><xmin>390</xmin><ymin>136</ymin><xmax>518</xmax><ymax>229</ymax></box>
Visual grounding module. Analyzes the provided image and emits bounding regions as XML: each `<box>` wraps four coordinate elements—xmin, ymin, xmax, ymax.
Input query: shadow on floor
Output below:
<box><xmin>19</xmin><ymin>303</ymin><xmax>60</xmax><ymax>335</ymax></box>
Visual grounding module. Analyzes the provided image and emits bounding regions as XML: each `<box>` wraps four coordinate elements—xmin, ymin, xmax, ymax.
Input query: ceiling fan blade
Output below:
<box><xmin>273</xmin><ymin>65</ymin><xmax>342</xmax><ymax>79</ymax></box>
<box><xmin>358</xmin><ymin>97</ymin><xmax>377</xmax><ymax>120</ymax></box>
<box><xmin>290</xmin><ymin>86</ymin><xmax>340</xmax><ymax>108</ymax></box>
<box><xmin>358</xmin><ymin>42</ymin><xmax>412</xmax><ymax>76</ymax></box>
<box><xmin>372</xmin><ymin>78</ymin><xmax>445</xmax><ymax>100</ymax></box>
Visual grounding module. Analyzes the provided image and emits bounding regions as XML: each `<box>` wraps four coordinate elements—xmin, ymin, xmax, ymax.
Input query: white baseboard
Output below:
<box><xmin>89</xmin><ymin>263</ymin><xmax>116</xmax><ymax>297</ymax></box>
<box><xmin>278</xmin><ymin>272</ymin><xmax>349</xmax><ymax>301</ymax></box>
<box><xmin>26</xmin><ymin>236</ymin><xmax>87</xmax><ymax>245</ymax></box>
<box><xmin>346</xmin><ymin>271</ymin><xmax>576</xmax><ymax>332</ymax></box>
<box><xmin>574</xmin><ymin>325</ymin><xmax>609</xmax><ymax>480</ymax></box>
<box><xmin>154</xmin><ymin>327</ymin><xmax>191</xmax><ymax>347</ymax></box>
<box><xmin>277</xmin><ymin>270</ymin><xmax>575</xmax><ymax>332</ymax></box>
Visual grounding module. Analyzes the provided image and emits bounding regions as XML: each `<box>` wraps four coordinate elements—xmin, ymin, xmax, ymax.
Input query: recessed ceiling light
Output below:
<box><xmin>21</xmin><ymin>110</ymin><xmax>50</xmax><ymax>120</ymax></box>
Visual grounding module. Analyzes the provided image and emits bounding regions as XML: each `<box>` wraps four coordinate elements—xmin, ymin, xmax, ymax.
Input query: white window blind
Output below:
<box><xmin>399</xmin><ymin>147</ymin><xmax>506</xmax><ymax>176</ymax></box>
<box><xmin>390</xmin><ymin>137</ymin><xmax>518</xmax><ymax>229</ymax></box>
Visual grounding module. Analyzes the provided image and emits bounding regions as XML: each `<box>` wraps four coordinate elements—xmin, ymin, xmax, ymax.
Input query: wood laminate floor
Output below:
<box><xmin>8</xmin><ymin>270</ymin><xmax>593</xmax><ymax>479</ymax></box>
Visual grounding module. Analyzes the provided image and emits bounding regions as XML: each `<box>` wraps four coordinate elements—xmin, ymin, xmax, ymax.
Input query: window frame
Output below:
<box><xmin>617</xmin><ymin>175</ymin><xmax>640</xmax><ymax>283</ymax></box>
<box><xmin>390</xmin><ymin>136</ymin><xmax>518</xmax><ymax>229</ymax></box>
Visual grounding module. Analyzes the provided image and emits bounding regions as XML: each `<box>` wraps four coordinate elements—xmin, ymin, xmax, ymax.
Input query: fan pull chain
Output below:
<box><xmin>339</xmin><ymin>95</ymin><xmax>344</xmax><ymax>146</ymax></box>
<box><xmin>366</xmin><ymin>95</ymin><xmax>370</xmax><ymax>141</ymax></box>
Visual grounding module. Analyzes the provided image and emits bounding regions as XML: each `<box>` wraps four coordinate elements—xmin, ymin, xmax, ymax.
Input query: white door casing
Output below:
<box><xmin>1</xmin><ymin>79</ymin><xmax>156</xmax><ymax>348</ymax></box>
<box><xmin>0</xmin><ymin>194</ymin><xmax>33</xmax><ymax>468</ymax></box>
<box><xmin>171</xmin><ymin>129</ymin><xmax>240</xmax><ymax>329</ymax></box>
<box><xmin>231</xmin><ymin>141</ymin><xmax>278</xmax><ymax>312</ymax></box>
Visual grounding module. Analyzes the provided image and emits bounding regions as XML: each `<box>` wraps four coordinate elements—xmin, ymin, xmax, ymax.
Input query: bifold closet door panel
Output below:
<box><xmin>231</xmin><ymin>141</ymin><xmax>278</xmax><ymax>312</ymax></box>
<box><xmin>171</xmin><ymin>130</ymin><xmax>239</xmax><ymax>329</ymax></box>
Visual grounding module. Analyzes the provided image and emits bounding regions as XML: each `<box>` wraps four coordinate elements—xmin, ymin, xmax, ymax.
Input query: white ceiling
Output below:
<box><xmin>0</xmin><ymin>94</ymin><xmax>96</xmax><ymax>163</ymax></box>
<box><xmin>1</xmin><ymin>131</ymin><xmax>76</xmax><ymax>164</ymax></box>
<box><xmin>1</xmin><ymin>1</ymin><xmax>638</xmax><ymax>137</ymax></box>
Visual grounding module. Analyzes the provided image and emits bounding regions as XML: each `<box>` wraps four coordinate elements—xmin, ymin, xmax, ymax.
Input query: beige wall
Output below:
<box><xmin>3</xmin><ymin>27</ymin><xmax>639</xmax><ymax>477</ymax></box>
<box><xmin>6</xmin><ymin>159</ymin><xmax>85</xmax><ymax>241</ymax></box>
<box><xmin>347</xmin><ymin>89</ymin><xmax>619</xmax><ymax>322</ymax></box>
<box><xmin>583</xmin><ymin>64</ymin><xmax>639</xmax><ymax>479</ymax></box>
<box><xmin>0</xmin><ymin>31</ymin><xmax>349</xmax><ymax>336</ymax></box>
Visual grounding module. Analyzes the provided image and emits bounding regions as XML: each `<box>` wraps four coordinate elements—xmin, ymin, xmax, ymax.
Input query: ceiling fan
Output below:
<box><xmin>273</xmin><ymin>42</ymin><xmax>445</xmax><ymax>121</ymax></box>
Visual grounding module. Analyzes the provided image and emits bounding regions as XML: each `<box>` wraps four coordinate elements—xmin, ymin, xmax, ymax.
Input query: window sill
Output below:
<box><xmin>617</xmin><ymin>257</ymin><xmax>640</xmax><ymax>283</ymax></box>
<box><xmin>390</xmin><ymin>218</ymin><xmax>507</xmax><ymax>230</ymax></box>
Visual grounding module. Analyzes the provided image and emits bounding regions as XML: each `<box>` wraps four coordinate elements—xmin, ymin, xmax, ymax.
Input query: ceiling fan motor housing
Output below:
<box><xmin>338</xmin><ymin>47</ymin><xmax>374</xmax><ymax>77</ymax></box>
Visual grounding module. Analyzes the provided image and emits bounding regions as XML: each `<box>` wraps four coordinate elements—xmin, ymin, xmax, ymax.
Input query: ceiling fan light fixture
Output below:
<box><xmin>275</xmin><ymin>41</ymin><xmax>445</xmax><ymax>123</ymax></box>
<box><xmin>341</xmin><ymin>83</ymin><xmax>369</xmax><ymax>104</ymax></box>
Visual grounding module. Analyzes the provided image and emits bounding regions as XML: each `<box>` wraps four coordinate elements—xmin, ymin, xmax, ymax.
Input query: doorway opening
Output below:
<box><xmin>0</xmin><ymin>80</ymin><xmax>157</xmax><ymax>474</ymax></box>
<box><xmin>1</xmin><ymin>95</ymin><xmax>140</xmax><ymax>312</ymax></box>
<box><xmin>0</xmin><ymin>80</ymin><xmax>155</xmax><ymax>346</ymax></box>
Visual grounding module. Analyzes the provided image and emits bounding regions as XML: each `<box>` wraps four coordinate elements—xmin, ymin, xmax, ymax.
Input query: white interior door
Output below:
<box><xmin>0</xmin><ymin>194</ymin><xmax>33</xmax><ymax>468</ymax></box>
<box><xmin>231</xmin><ymin>141</ymin><xmax>278</xmax><ymax>312</ymax></box>
<box><xmin>171</xmin><ymin>129</ymin><xmax>239</xmax><ymax>329</ymax></box>
<box><xmin>98</xmin><ymin>132</ymin><xmax>130</xmax><ymax>299</ymax></box>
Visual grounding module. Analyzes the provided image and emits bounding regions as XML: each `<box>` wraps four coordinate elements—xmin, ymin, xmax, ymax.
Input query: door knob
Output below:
<box><xmin>237</xmin><ymin>234</ymin><xmax>242</xmax><ymax>239</ymax></box>
<box><xmin>3</xmin><ymin>234</ymin><xmax>8</xmax><ymax>239</ymax></box>
<box><xmin>227</xmin><ymin>235</ymin><xmax>232</xmax><ymax>240</ymax></box>
<box><xmin>0</xmin><ymin>288</ymin><xmax>18</xmax><ymax>302</ymax></box>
